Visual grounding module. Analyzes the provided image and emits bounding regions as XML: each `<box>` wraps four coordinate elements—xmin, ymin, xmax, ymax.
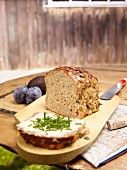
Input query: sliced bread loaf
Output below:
<box><xmin>45</xmin><ymin>66</ymin><xmax>100</xmax><ymax>118</ymax></box>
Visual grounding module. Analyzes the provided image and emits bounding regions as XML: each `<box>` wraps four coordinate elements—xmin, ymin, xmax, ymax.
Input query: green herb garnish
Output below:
<box><xmin>75</xmin><ymin>123</ymin><xmax>82</xmax><ymax>125</ymax></box>
<box><xmin>28</xmin><ymin>112</ymin><xmax>72</xmax><ymax>132</ymax></box>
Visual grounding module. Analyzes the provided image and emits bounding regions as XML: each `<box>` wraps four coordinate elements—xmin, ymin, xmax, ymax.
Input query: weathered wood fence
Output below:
<box><xmin>0</xmin><ymin>0</ymin><xmax>127</xmax><ymax>70</ymax></box>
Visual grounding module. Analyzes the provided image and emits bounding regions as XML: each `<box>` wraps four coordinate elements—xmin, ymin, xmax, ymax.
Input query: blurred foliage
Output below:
<box><xmin>0</xmin><ymin>147</ymin><xmax>62</xmax><ymax>170</ymax></box>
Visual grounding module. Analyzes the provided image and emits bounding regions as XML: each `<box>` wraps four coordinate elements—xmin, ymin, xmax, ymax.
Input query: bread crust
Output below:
<box><xmin>17</xmin><ymin>112</ymin><xmax>87</xmax><ymax>150</ymax></box>
<box><xmin>19</xmin><ymin>127</ymin><xmax>89</xmax><ymax>150</ymax></box>
<box><xmin>46</xmin><ymin>66</ymin><xmax>98</xmax><ymax>85</ymax></box>
<box><xmin>45</xmin><ymin>66</ymin><xmax>100</xmax><ymax>118</ymax></box>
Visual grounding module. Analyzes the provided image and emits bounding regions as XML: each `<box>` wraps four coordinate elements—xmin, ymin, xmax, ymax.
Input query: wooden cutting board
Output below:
<box><xmin>0</xmin><ymin>94</ymin><xmax>26</xmax><ymax>113</ymax></box>
<box><xmin>15</xmin><ymin>94</ymin><xmax>119</xmax><ymax>165</ymax></box>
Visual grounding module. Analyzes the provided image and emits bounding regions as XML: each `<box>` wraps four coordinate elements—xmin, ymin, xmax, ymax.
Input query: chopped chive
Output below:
<box><xmin>75</xmin><ymin>123</ymin><xmax>82</xmax><ymax>125</ymax></box>
<box><xmin>28</xmin><ymin>124</ymin><xmax>32</xmax><ymax>127</ymax></box>
<box><xmin>28</xmin><ymin>112</ymin><xmax>72</xmax><ymax>132</ymax></box>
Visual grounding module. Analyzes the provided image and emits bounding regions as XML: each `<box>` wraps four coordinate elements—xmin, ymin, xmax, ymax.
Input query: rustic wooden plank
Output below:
<box><xmin>92</xmin><ymin>8</ymin><xmax>99</xmax><ymax>65</ymax></box>
<box><xmin>65</xmin><ymin>8</ymin><xmax>74</xmax><ymax>65</ymax></box>
<box><xmin>107</xmin><ymin>8</ymin><xmax>116</xmax><ymax>64</ymax></box>
<box><xmin>90</xmin><ymin>8</ymin><xmax>98</xmax><ymax>65</ymax></box>
<box><xmin>26</xmin><ymin>0</ymin><xmax>34</xmax><ymax>69</ymax></box>
<box><xmin>26</xmin><ymin>0</ymin><xmax>39</xmax><ymax>68</ymax></box>
<box><xmin>17</xmin><ymin>0</ymin><xmax>29</xmax><ymax>69</ymax></box>
<box><xmin>42</xmin><ymin>8</ymin><xmax>48</xmax><ymax>66</ymax></box>
<box><xmin>32</xmin><ymin>0</ymin><xmax>39</xmax><ymax>68</ymax></box>
<box><xmin>0</xmin><ymin>5</ymin><xmax>127</xmax><ymax>70</ymax></box>
<box><xmin>0</xmin><ymin>0</ymin><xmax>8</xmax><ymax>70</ymax></box>
<box><xmin>62</xmin><ymin>9</ymin><xmax>67</xmax><ymax>65</ymax></box>
<box><xmin>36</xmin><ymin>0</ymin><xmax>46</xmax><ymax>66</ymax></box>
<box><xmin>104</xmin><ymin>8</ymin><xmax>111</xmax><ymax>64</ymax></box>
<box><xmin>52</xmin><ymin>9</ymin><xmax>57</xmax><ymax>66</ymax></box>
<box><xmin>0</xmin><ymin>0</ymin><xmax>9</xmax><ymax>70</ymax></box>
<box><xmin>122</xmin><ymin>8</ymin><xmax>127</xmax><ymax>64</ymax></box>
<box><xmin>26</xmin><ymin>0</ymin><xmax>41</xmax><ymax>68</ymax></box>
<box><xmin>63</xmin><ymin>9</ymin><xmax>68</xmax><ymax>65</ymax></box>
<box><xmin>0</xmin><ymin>113</ymin><xmax>17</xmax><ymax>151</ymax></box>
<box><xmin>73</xmin><ymin>8</ymin><xmax>83</xmax><ymax>66</ymax></box>
<box><xmin>0</xmin><ymin>94</ymin><xmax>26</xmax><ymax>113</ymax></box>
<box><xmin>97</xmin><ymin>8</ymin><xmax>109</xmax><ymax>65</ymax></box>
<box><xmin>82</xmin><ymin>8</ymin><xmax>88</xmax><ymax>66</ymax></box>
<box><xmin>85</xmin><ymin>8</ymin><xmax>94</xmax><ymax>65</ymax></box>
<box><xmin>115</xmin><ymin>8</ymin><xmax>125</xmax><ymax>64</ymax></box>
<box><xmin>0</xmin><ymin>0</ymin><xmax>4</xmax><ymax>70</ymax></box>
<box><xmin>55</xmin><ymin>9</ymin><xmax>64</xmax><ymax>65</ymax></box>
<box><xmin>6</xmin><ymin>0</ymin><xmax>19</xmax><ymax>70</ymax></box>
<box><xmin>46</xmin><ymin>9</ymin><xmax>55</xmax><ymax>66</ymax></box>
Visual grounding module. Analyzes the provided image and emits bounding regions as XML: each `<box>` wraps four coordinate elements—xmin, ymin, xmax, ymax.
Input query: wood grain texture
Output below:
<box><xmin>0</xmin><ymin>0</ymin><xmax>9</xmax><ymax>70</ymax></box>
<box><xmin>17</xmin><ymin>0</ymin><xmax>28</xmax><ymax>69</ymax></box>
<box><xmin>0</xmin><ymin>1</ymin><xmax>127</xmax><ymax>70</ymax></box>
<box><xmin>0</xmin><ymin>66</ymin><xmax>127</xmax><ymax>169</ymax></box>
<box><xmin>0</xmin><ymin>113</ymin><xmax>17</xmax><ymax>150</ymax></box>
<box><xmin>15</xmin><ymin>95</ymin><xmax>119</xmax><ymax>164</ymax></box>
<box><xmin>6</xmin><ymin>0</ymin><xmax>19</xmax><ymax>70</ymax></box>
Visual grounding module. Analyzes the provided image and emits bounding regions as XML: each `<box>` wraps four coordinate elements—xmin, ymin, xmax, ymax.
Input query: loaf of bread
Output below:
<box><xmin>45</xmin><ymin>66</ymin><xmax>100</xmax><ymax>118</ymax></box>
<box><xmin>17</xmin><ymin>112</ymin><xmax>87</xmax><ymax>149</ymax></box>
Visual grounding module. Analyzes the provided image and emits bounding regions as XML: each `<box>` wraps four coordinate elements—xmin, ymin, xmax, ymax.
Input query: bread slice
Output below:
<box><xmin>45</xmin><ymin>66</ymin><xmax>100</xmax><ymax>118</ymax></box>
<box><xmin>17</xmin><ymin>112</ymin><xmax>87</xmax><ymax>150</ymax></box>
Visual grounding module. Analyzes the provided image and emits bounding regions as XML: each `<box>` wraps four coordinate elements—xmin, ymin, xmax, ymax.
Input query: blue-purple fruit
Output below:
<box><xmin>13</xmin><ymin>86</ymin><xmax>28</xmax><ymax>104</ymax></box>
<box><xmin>26</xmin><ymin>87</ymin><xmax>42</xmax><ymax>104</ymax></box>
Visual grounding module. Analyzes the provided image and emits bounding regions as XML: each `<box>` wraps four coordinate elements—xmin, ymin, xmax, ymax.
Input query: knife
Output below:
<box><xmin>100</xmin><ymin>78</ymin><xmax>127</xmax><ymax>100</ymax></box>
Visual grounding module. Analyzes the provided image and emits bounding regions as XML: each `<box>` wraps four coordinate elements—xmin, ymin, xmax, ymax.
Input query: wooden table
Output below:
<box><xmin>0</xmin><ymin>65</ymin><xmax>127</xmax><ymax>170</ymax></box>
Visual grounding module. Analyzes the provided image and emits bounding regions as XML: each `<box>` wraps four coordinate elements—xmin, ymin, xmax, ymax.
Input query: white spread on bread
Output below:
<box><xmin>17</xmin><ymin>112</ymin><xmax>86</xmax><ymax>138</ymax></box>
